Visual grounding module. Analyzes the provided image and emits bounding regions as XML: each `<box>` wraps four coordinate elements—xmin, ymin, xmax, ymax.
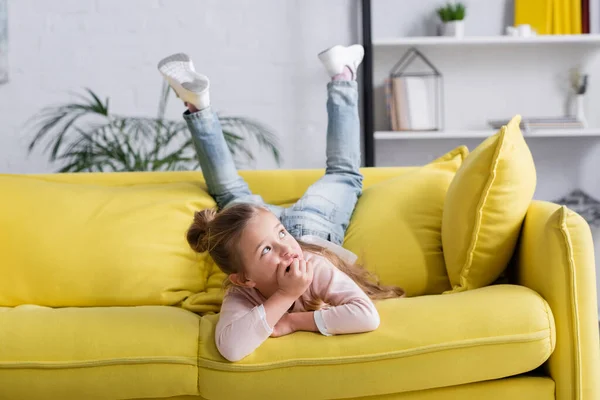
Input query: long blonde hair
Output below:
<box><xmin>186</xmin><ymin>203</ymin><xmax>405</xmax><ymax>303</ymax></box>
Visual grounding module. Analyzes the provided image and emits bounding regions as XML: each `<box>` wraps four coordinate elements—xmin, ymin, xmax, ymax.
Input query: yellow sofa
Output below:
<box><xmin>0</xmin><ymin>166</ymin><xmax>598</xmax><ymax>400</ymax></box>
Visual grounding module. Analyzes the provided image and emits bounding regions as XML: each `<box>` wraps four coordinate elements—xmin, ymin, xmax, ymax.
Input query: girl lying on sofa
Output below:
<box><xmin>157</xmin><ymin>44</ymin><xmax>404</xmax><ymax>362</ymax></box>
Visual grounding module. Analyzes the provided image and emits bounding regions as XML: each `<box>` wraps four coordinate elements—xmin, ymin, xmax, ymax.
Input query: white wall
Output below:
<box><xmin>0</xmin><ymin>0</ymin><xmax>357</xmax><ymax>173</ymax></box>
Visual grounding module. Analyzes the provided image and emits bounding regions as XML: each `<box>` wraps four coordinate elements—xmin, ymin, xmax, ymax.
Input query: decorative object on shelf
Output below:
<box><xmin>505</xmin><ymin>24</ymin><xmax>537</xmax><ymax>37</ymax></box>
<box><xmin>488</xmin><ymin>69</ymin><xmax>590</xmax><ymax>133</ymax></box>
<box><xmin>568</xmin><ymin>68</ymin><xmax>588</xmax><ymax>128</ymax></box>
<box><xmin>25</xmin><ymin>83</ymin><xmax>281</xmax><ymax>173</ymax></box>
<box><xmin>436</xmin><ymin>2</ymin><xmax>466</xmax><ymax>37</ymax></box>
<box><xmin>554</xmin><ymin>189</ymin><xmax>600</xmax><ymax>227</ymax></box>
<box><xmin>0</xmin><ymin>0</ymin><xmax>7</xmax><ymax>84</ymax></box>
<box><xmin>488</xmin><ymin>116</ymin><xmax>585</xmax><ymax>132</ymax></box>
<box><xmin>385</xmin><ymin>47</ymin><xmax>443</xmax><ymax>132</ymax></box>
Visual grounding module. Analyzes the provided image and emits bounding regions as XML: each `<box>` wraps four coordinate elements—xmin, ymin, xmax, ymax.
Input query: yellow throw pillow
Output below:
<box><xmin>442</xmin><ymin>115</ymin><xmax>536</xmax><ymax>292</ymax></box>
<box><xmin>343</xmin><ymin>146</ymin><xmax>468</xmax><ymax>297</ymax></box>
<box><xmin>0</xmin><ymin>176</ymin><xmax>216</xmax><ymax>307</ymax></box>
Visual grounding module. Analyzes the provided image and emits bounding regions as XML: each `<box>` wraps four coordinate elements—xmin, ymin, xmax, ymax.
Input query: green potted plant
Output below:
<box><xmin>436</xmin><ymin>2</ymin><xmax>466</xmax><ymax>38</ymax></box>
<box><xmin>26</xmin><ymin>81</ymin><xmax>281</xmax><ymax>172</ymax></box>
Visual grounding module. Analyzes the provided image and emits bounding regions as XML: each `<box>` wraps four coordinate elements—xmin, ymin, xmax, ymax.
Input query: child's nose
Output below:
<box><xmin>280</xmin><ymin>244</ymin><xmax>292</xmax><ymax>257</ymax></box>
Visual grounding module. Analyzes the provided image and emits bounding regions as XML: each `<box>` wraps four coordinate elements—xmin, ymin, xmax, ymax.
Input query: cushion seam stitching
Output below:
<box><xmin>0</xmin><ymin>332</ymin><xmax>550</xmax><ymax>371</ymax></box>
<box><xmin>558</xmin><ymin>206</ymin><xmax>582</xmax><ymax>400</ymax></box>
<box><xmin>459</xmin><ymin>127</ymin><xmax>506</xmax><ymax>289</ymax></box>
<box><xmin>543</xmin><ymin>294</ymin><xmax>554</xmax><ymax>354</ymax></box>
<box><xmin>0</xmin><ymin>356</ymin><xmax>198</xmax><ymax>369</ymax></box>
<box><xmin>198</xmin><ymin>329</ymin><xmax>549</xmax><ymax>371</ymax></box>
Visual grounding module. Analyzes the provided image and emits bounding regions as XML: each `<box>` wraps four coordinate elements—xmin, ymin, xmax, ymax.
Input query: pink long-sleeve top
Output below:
<box><xmin>215</xmin><ymin>251</ymin><xmax>380</xmax><ymax>362</ymax></box>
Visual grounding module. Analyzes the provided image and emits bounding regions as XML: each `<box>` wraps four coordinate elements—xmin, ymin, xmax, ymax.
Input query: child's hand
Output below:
<box><xmin>276</xmin><ymin>259</ymin><xmax>314</xmax><ymax>299</ymax></box>
<box><xmin>270</xmin><ymin>313</ymin><xmax>296</xmax><ymax>338</ymax></box>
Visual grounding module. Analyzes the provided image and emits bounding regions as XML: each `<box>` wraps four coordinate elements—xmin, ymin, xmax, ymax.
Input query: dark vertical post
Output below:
<box><xmin>361</xmin><ymin>0</ymin><xmax>374</xmax><ymax>166</ymax></box>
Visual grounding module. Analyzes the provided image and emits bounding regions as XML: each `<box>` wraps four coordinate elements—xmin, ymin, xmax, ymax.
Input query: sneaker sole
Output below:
<box><xmin>158</xmin><ymin>52</ymin><xmax>209</xmax><ymax>98</ymax></box>
<box><xmin>157</xmin><ymin>53</ymin><xmax>192</xmax><ymax>71</ymax></box>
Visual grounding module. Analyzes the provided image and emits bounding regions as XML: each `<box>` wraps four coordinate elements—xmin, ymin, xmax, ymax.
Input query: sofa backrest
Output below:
<box><xmin>0</xmin><ymin>168</ymin><xmax>410</xmax><ymax>309</ymax></box>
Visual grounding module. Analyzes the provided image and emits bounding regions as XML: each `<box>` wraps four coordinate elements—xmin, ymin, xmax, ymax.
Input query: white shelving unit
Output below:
<box><xmin>370</xmin><ymin>35</ymin><xmax>600</xmax><ymax>154</ymax></box>
<box><xmin>373</xmin><ymin>34</ymin><xmax>600</xmax><ymax>48</ymax></box>
<box><xmin>375</xmin><ymin>129</ymin><xmax>600</xmax><ymax>140</ymax></box>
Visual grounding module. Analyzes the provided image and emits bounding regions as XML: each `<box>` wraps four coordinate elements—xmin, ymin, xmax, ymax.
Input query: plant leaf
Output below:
<box><xmin>28</xmin><ymin>87</ymin><xmax>282</xmax><ymax>172</ymax></box>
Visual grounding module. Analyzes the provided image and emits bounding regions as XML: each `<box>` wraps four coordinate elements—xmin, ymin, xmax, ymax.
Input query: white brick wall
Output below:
<box><xmin>0</xmin><ymin>0</ymin><xmax>357</xmax><ymax>172</ymax></box>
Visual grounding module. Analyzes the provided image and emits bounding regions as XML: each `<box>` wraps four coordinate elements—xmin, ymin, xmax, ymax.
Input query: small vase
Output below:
<box><xmin>569</xmin><ymin>94</ymin><xmax>587</xmax><ymax>127</ymax></box>
<box><xmin>441</xmin><ymin>20</ymin><xmax>465</xmax><ymax>37</ymax></box>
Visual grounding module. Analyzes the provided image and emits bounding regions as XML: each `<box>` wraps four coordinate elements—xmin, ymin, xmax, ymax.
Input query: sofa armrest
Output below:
<box><xmin>515</xmin><ymin>200</ymin><xmax>600</xmax><ymax>400</ymax></box>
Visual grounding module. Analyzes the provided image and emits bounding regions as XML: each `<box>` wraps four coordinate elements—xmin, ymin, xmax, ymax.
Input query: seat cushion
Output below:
<box><xmin>343</xmin><ymin>146</ymin><xmax>468</xmax><ymax>296</ymax></box>
<box><xmin>197</xmin><ymin>285</ymin><xmax>555</xmax><ymax>400</ymax></box>
<box><xmin>442</xmin><ymin>115</ymin><xmax>536</xmax><ymax>292</ymax></box>
<box><xmin>0</xmin><ymin>305</ymin><xmax>201</xmax><ymax>400</ymax></box>
<box><xmin>142</xmin><ymin>376</ymin><xmax>555</xmax><ymax>400</ymax></box>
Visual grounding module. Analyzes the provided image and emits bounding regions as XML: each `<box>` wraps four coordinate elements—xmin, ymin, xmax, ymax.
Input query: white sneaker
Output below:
<box><xmin>318</xmin><ymin>44</ymin><xmax>364</xmax><ymax>80</ymax></box>
<box><xmin>157</xmin><ymin>53</ymin><xmax>210</xmax><ymax>110</ymax></box>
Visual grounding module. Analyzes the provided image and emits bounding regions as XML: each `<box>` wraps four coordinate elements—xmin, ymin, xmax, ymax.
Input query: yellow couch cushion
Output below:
<box><xmin>240</xmin><ymin>168</ymin><xmax>418</xmax><ymax>206</ymax></box>
<box><xmin>0</xmin><ymin>168</ymin><xmax>413</xmax><ymax>310</ymax></box>
<box><xmin>197</xmin><ymin>285</ymin><xmax>555</xmax><ymax>400</ymax></box>
<box><xmin>348</xmin><ymin>376</ymin><xmax>555</xmax><ymax>400</ymax></box>
<box><xmin>0</xmin><ymin>175</ymin><xmax>215</xmax><ymax>307</ymax></box>
<box><xmin>0</xmin><ymin>305</ymin><xmax>201</xmax><ymax>400</ymax></box>
<box><xmin>145</xmin><ymin>376</ymin><xmax>556</xmax><ymax>400</ymax></box>
<box><xmin>442</xmin><ymin>116</ymin><xmax>536</xmax><ymax>292</ymax></box>
<box><xmin>343</xmin><ymin>146</ymin><xmax>468</xmax><ymax>296</ymax></box>
<box><xmin>29</xmin><ymin>169</ymin><xmax>415</xmax><ymax>205</ymax></box>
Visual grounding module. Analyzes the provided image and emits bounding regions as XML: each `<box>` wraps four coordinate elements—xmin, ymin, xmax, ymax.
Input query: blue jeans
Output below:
<box><xmin>183</xmin><ymin>80</ymin><xmax>362</xmax><ymax>246</ymax></box>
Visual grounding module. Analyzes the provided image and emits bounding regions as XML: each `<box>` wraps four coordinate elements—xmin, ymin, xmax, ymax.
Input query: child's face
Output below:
<box><xmin>236</xmin><ymin>209</ymin><xmax>303</xmax><ymax>296</ymax></box>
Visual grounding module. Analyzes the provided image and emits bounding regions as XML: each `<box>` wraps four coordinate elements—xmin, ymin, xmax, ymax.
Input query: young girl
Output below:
<box><xmin>158</xmin><ymin>45</ymin><xmax>404</xmax><ymax>362</ymax></box>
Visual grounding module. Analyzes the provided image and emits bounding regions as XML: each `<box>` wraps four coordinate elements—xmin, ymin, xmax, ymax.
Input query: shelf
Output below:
<box><xmin>373</xmin><ymin>34</ymin><xmax>600</xmax><ymax>48</ymax></box>
<box><xmin>374</xmin><ymin>129</ymin><xmax>600</xmax><ymax>140</ymax></box>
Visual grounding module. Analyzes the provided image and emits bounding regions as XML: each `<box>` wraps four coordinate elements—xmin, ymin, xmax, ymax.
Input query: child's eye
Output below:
<box><xmin>261</xmin><ymin>246</ymin><xmax>271</xmax><ymax>256</ymax></box>
<box><xmin>279</xmin><ymin>230</ymin><xmax>286</xmax><ymax>239</ymax></box>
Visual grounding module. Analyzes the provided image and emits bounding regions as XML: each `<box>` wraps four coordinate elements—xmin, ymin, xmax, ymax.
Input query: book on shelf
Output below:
<box><xmin>385</xmin><ymin>76</ymin><xmax>437</xmax><ymax>132</ymax></box>
<box><xmin>591</xmin><ymin>0</ymin><xmax>600</xmax><ymax>33</ymax></box>
<box><xmin>515</xmin><ymin>0</ymin><xmax>552</xmax><ymax>34</ymax></box>
<box><xmin>488</xmin><ymin>116</ymin><xmax>585</xmax><ymax>131</ymax></box>
<box><xmin>515</xmin><ymin>0</ymin><xmax>582</xmax><ymax>34</ymax></box>
<box><xmin>384</xmin><ymin>78</ymin><xmax>397</xmax><ymax>131</ymax></box>
<box><xmin>582</xmin><ymin>0</ymin><xmax>590</xmax><ymax>34</ymax></box>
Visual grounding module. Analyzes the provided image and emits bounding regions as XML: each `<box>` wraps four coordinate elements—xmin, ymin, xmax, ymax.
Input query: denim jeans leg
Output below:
<box><xmin>325</xmin><ymin>80</ymin><xmax>362</xmax><ymax>179</ymax></box>
<box><xmin>286</xmin><ymin>81</ymin><xmax>363</xmax><ymax>242</ymax></box>
<box><xmin>183</xmin><ymin>108</ymin><xmax>282</xmax><ymax>216</ymax></box>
